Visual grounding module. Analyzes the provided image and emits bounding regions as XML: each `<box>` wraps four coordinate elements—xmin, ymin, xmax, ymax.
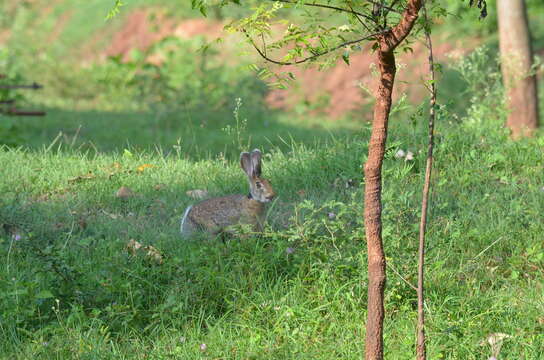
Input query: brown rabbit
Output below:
<box><xmin>180</xmin><ymin>149</ymin><xmax>275</xmax><ymax>237</ymax></box>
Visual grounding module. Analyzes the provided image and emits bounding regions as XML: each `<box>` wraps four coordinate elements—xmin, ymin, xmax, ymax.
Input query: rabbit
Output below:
<box><xmin>180</xmin><ymin>149</ymin><xmax>276</xmax><ymax>238</ymax></box>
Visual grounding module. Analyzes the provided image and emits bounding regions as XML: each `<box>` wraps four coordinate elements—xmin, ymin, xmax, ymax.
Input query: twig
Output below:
<box><xmin>382</xmin><ymin>0</ymin><xmax>402</xmax><ymax>28</ymax></box>
<box><xmin>0</xmin><ymin>82</ymin><xmax>43</xmax><ymax>90</ymax></box>
<box><xmin>417</xmin><ymin>1</ymin><xmax>437</xmax><ymax>359</ymax></box>
<box><xmin>366</xmin><ymin>0</ymin><xmax>403</xmax><ymax>15</ymax></box>
<box><xmin>271</xmin><ymin>0</ymin><xmax>375</xmax><ymax>22</ymax></box>
<box><xmin>386</xmin><ymin>262</ymin><xmax>417</xmax><ymax>291</ymax></box>
<box><xmin>243</xmin><ymin>29</ymin><xmax>389</xmax><ymax>66</ymax></box>
<box><xmin>348</xmin><ymin>3</ymin><xmax>374</xmax><ymax>33</ymax></box>
<box><xmin>5</xmin><ymin>109</ymin><xmax>46</xmax><ymax>116</ymax></box>
<box><xmin>473</xmin><ymin>237</ymin><xmax>504</xmax><ymax>260</ymax></box>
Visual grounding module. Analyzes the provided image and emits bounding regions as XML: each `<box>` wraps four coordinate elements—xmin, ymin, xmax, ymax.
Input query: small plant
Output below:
<box><xmin>222</xmin><ymin>97</ymin><xmax>250</xmax><ymax>152</ymax></box>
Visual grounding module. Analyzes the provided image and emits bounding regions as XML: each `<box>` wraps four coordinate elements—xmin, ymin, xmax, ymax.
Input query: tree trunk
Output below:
<box><xmin>364</xmin><ymin>42</ymin><xmax>396</xmax><ymax>360</ymax></box>
<box><xmin>497</xmin><ymin>0</ymin><xmax>540</xmax><ymax>138</ymax></box>
<box><xmin>363</xmin><ymin>1</ymin><xmax>422</xmax><ymax>359</ymax></box>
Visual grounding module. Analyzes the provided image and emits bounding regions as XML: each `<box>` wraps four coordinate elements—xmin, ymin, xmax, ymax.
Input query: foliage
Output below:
<box><xmin>0</xmin><ymin>49</ymin><xmax>28</xmax><ymax>146</ymax></box>
<box><xmin>1</xmin><ymin>1</ymin><xmax>543</xmax><ymax>357</ymax></box>
<box><xmin>106</xmin><ymin>0</ymin><xmax>125</xmax><ymax>19</ymax></box>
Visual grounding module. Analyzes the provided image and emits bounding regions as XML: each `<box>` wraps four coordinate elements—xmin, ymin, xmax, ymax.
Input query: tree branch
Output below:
<box><xmin>271</xmin><ymin>0</ymin><xmax>375</xmax><ymax>22</ymax></box>
<box><xmin>243</xmin><ymin>29</ymin><xmax>388</xmax><ymax>66</ymax></box>
<box><xmin>348</xmin><ymin>3</ymin><xmax>373</xmax><ymax>33</ymax></box>
<box><xmin>383</xmin><ymin>0</ymin><xmax>422</xmax><ymax>51</ymax></box>
<box><xmin>386</xmin><ymin>262</ymin><xmax>417</xmax><ymax>291</ymax></box>
<box><xmin>366</xmin><ymin>0</ymin><xmax>403</xmax><ymax>15</ymax></box>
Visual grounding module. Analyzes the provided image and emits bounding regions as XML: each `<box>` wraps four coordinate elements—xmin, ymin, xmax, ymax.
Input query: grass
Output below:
<box><xmin>1</xmin><ymin>2</ymin><xmax>544</xmax><ymax>359</ymax></box>
<box><xmin>1</xmin><ymin>98</ymin><xmax>543</xmax><ymax>359</ymax></box>
<box><xmin>7</xmin><ymin>107</ymin><xmax>359</xmax><ymax>157</ymax></box>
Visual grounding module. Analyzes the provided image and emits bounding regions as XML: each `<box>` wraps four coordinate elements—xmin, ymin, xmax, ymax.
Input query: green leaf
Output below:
<box><xmin>106</xmin><ymin>0</ymin><xmax>124</xmax><ymax>20</ymax></box>
<box><xmin>123</xmin><ymin>149</ymin><xmax>133</xmax><ymax>158</ymax></box>
<box><xmin>342</xmin><ymin>52</ymin><xmax>350</xmax><ymax>65</ymax></box>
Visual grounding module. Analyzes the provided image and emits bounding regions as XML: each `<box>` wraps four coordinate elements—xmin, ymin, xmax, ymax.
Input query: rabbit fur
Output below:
<box><xmin>180</xmin><ymin>149</ymin><xmax>275</xmax><ymax>237</ymax></box>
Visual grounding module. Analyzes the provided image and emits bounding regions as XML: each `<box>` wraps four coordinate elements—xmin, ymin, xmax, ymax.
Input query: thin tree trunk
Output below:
<box><xmin>497</xmin><ymin>0</ymin><xmax>539</xmax><ymax>138</ymax></box>
<box><xmin>416</xmin><ymin>2</ymin><xmax>437</xmax><ymax>359</ymax></box>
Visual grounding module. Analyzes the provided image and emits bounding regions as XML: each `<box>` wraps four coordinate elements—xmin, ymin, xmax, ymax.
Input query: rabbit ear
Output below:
<box><xmin>250</xmin><ymin>149</ymin><xmax>262</xmax><ymax>177</ymax></box>
<box><xmin>240</xmin><ymin>152</ymin><xmax>253</xmax><ymax>177</ymax></box>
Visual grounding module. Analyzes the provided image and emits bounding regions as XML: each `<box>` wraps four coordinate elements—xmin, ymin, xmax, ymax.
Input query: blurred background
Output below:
<box><xmin>0</xmin><ymin>0</ymin><xmax>541</xmax><ymax>157</ymax></box>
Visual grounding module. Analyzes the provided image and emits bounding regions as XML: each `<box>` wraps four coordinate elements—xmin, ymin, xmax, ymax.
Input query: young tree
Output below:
<box><xmin>104</xmin><ymin>0</ymin><xmax>483</xmax><ymax>358</ymax></box>
<box><xmin>497</xmin><ymin>0</ymin><xmax>539</xmax><ymax>138</ymax></box>
<box><xmin>201</xmin><ymin>2</ymin><xmax>426</xmax><ymax>358</ymax></box>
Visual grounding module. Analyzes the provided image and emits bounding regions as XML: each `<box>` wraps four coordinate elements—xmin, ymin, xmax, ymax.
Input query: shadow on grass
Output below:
<box><xmin>0</xmin><ymin>134</ymin><xmax>371</xmax><ymax>340</ymax></box>
<box><xmin>9</xmin><ymin>103</ymin><xmax>361</xmax><ymax>159</ymax></box>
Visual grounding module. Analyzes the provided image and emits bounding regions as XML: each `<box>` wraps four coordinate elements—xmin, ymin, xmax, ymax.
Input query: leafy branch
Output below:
<box><xmin>243</xmin><ymin>28</ymin><xmax>390</xmax><ymax>66</ymax></box>
<box><xmin>106</xmin><ymin>0</ymin><xmax>124</xmax><ymax>19</ymax></box>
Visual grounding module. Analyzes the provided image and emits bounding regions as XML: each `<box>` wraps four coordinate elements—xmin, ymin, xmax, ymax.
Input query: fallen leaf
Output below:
<box><xmin>153</xmin><ymin>183</ymin><xmax>167</xmax><ymax>191</ymax></box>
<box><xmin>116</xmin><ymin>186</ymin><xmax>134</xmax><ymax>199</ymax></box>
<box><xmin>186</xmin><ymin>189</ymin><xmax>208</xmax><ymax>199</ymax></box>
<box><xmin>145</xmin><ymin>245</ymin><xmax>164</xmax><ymax>265</ymax></box>
<box><xmin>126</xmin><ymin>239</ymin><xmax>143</xmax><ymax>255</ymax></box>
<box><xmin>480</xmin><ymin>333</ymin><xmax>511</xmax><ymax>359</ymax></box>
<box><xmin>136</xmin><ymin>164</ymin><xmax>155</xmax><ymax>173</ymax></box>
<box><xmin>126</xmin><ymin>239</ymin><xmax>163</xmax><ymax>264</ymax></box>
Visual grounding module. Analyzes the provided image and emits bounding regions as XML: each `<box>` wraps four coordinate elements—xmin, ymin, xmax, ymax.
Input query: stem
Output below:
<box><xmin>416</xmin><ymin>2</ymin><xmax>437</xmax><ymax>359</ymax></box>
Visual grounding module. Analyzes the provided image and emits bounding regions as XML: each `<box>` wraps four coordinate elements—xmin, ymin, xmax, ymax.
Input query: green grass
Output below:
<box><xmin>7</xmin><ymin>107</ymin><xmax>359</xmax><ymax>157</ymax></box>
<box><xmin>1</xmin><ymin>102</ymin><xmax>543</xmax><ymax>359</ymax></box>
<box><xmin>1</xmin><ymin>2</ymin><xmax>544</xmax><ymax>359</ymax></box>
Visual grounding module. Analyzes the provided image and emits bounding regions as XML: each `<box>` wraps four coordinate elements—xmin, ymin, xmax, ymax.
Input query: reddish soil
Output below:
<box><xmin>105</xmin><ymin>9</ymin><xmax>176</xmax><ymax>61</ymax></box>
<box><xmin>105</xmin><ymin>10</ymin><xmax>223</xmax><ymax>61</ymax></box>
<box><xmin>103</xmin><ymin>9</ymin><xmax>473</xmax><ymax>118</ymax></box>
<box><xmin>0</xmin><ymin>30</ymin><xmax>10</xmax><ymax>44</ymax></box>
<box><xmin>266</xmin><ymin>41</ymin><xmax>468</xmax><ymax>119</ymax></box>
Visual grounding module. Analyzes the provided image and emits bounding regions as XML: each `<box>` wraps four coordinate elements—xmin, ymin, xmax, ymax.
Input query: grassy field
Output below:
<box><xmin>2</xmin><ymin>78</ymin><xmax>544</xmax><ymax>359</ymax></box>
<box><xmin>1</xmin><ymin>2</ymin><xmax>544</xmax><ymax>359</ymax></box>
